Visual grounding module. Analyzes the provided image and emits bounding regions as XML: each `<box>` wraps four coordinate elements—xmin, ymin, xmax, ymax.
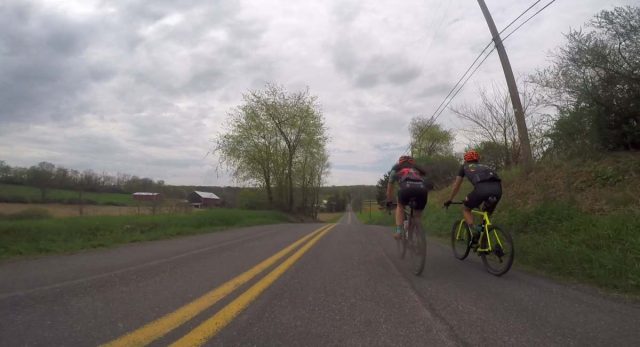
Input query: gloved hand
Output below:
<box><xmin>443</xmin><ymin>200</ymin><xmax>452</xmax><ymax>208</ymax></box>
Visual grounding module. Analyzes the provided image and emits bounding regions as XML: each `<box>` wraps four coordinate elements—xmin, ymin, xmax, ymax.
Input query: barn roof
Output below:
<box><xmin>132</xmin><ymin>192</ymin><xmax>160</xmax><ymax>196</ymax></box>
<box><xmin>193</xmin><ymin>191</ymin><xmax>220</xmax><ymax>199</ymax></box>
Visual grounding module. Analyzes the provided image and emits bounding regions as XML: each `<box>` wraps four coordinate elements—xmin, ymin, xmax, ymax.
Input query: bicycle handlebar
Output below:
<box><xmin>444</xmin><ymin>201</ymin><xmax>465</xmax><ymax>210</ymax></box>
<box><xmin>385</xmin><ymin>201</ymin><xmax>417</xmax><ymax>215</ymax></box>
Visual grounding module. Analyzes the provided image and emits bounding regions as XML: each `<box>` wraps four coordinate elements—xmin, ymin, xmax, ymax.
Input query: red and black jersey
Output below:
<box><xmin>390</xmin><ymin>162</ymin><xmax>426</xmax><ymax>184</ymax></box>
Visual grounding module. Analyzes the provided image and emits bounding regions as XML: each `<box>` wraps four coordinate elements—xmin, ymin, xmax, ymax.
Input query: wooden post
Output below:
<box><xmin>477</xmin><ymin>0</ymin><xmax>533</xmax><ymax>171</ymax></box>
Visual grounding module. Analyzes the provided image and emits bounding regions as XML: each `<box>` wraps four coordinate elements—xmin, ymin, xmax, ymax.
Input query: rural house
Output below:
<box><xmin>132</xmin><ymin>192</ymin><xmax>162</xmax><ymax>202</ymax></box>
<box><xmin>188</xmin><ymin>191</ymin><xmax>221</xmax><ymax>208</ymax></box>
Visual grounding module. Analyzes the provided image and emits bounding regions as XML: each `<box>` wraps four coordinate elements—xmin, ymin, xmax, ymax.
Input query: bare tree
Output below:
<box><xmin>451</xmin><ymin>81</ymin><xmax>547</xmax><ymax>168</ymax></box>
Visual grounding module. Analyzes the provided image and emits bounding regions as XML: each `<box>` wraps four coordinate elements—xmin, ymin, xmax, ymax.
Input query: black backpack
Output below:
<box><xmin>463</xmin><ymin>163</ymin><xmax>501</xmax><ymax>185</ymax></box>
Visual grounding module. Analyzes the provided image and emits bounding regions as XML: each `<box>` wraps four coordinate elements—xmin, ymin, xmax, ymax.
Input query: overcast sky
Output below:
<box><xmin>1</xmin><ymin>0</ymin><xmax>636</xmax><ymax>186</ymax></box>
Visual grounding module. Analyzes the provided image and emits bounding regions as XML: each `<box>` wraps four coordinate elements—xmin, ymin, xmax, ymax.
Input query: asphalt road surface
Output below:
<box><xmin>1</xmin><ymin>211</ymin><xmax>639</xmax><ymax>346</ymax></box>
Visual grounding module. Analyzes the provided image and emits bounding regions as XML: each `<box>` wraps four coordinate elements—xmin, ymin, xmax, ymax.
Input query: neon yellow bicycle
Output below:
<box><xmin>448</xmin><ymin>200</ymin><xmax>514</xmax><ymax>276</ymax></box>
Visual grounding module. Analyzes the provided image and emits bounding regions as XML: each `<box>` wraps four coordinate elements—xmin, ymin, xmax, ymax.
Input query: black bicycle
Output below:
<box><xmin>388</xmin><ymin>199</ymin><xmax>426</xmax><ymax>276</ymax></box>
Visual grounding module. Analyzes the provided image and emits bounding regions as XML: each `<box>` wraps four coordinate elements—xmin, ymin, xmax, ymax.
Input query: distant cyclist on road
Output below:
<box><xmin>443</xmin><ymin>150</ymin><xmax>502</xmax><ymax>244</ymax></box>
<box><xmin>386</xmin><ymin>155</ymin><xmax>430</xmax><ymax>239</ymax></box>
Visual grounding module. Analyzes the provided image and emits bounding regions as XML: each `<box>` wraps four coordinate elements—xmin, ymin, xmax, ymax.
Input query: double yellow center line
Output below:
<box><xmin>103</xmin><ymin>224</ymin><xmax>336</xmax><ymax>347</ymax></box>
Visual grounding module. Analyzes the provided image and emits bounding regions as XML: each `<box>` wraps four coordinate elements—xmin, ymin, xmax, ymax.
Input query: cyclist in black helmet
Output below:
<box><xmin>386</xmin><ymin>155</ymin><xmax>430</xmax><ymax>239</ymax></box>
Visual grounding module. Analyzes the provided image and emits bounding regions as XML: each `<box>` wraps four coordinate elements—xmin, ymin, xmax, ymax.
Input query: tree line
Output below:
<box><xmin>0</xmin><ymin>160</ymin><xmax>170</xmax><ymax>200</ymax></box>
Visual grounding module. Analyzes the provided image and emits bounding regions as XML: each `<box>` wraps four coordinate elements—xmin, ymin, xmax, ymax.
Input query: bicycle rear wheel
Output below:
<box><xmin>396</xmin><ymin>233</ymin><xmax>407</xmax><ymax>259</ymax></box>
<box><xmin>409</xmin><ymin>222</ymin><xmax>426</xmax><ymax>275</ymax></box>
<box><xmin>480</xmin><ymin>225</ymin><xmax>515</xmax><ymax>276</ymax></box>
<box><xmin>451</xmin><ymin>220</ymin><xmax>471</xmax><ymax>260</ymax></box>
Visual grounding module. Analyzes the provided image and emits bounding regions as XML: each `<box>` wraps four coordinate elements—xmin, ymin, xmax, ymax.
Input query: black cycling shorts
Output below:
<box><xmin>398</xmin><ymin>181</ymin><xmax>428</xmax><ymax>210</ymax></box>
<box><xmin>464</xmin><ymin>181</ymin><xmax>502</xmax><ymax>214</ymax></box>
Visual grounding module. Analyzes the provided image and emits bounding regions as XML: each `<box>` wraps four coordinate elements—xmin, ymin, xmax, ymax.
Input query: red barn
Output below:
<box><xmin>132</xmin><ymin>192</ymin><xmax>162</xmax><ymax>202</ymax></box>
<box><xmin>188</xmin><ymin>191</ymin><xmax>221</xmax><ymax>208</ymax></box>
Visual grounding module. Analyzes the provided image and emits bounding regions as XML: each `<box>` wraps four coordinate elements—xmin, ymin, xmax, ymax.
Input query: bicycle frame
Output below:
<box><xmin>388</xmin><ymin>201</ymin><xmax>417</xmax><ymax>236</ymax></box>
<box><xmin>404</xmin><ymin>206</ymin><xmax>414</xmax><ymax>231</ymax></box>
<box><xmin>453</xmin><ymin>209</ymin><xmax>505</xmax><ymax>253</ymax></box>
<box><xmin>403</xmin><ymin>201</ymin><xmax>422</xmax><ymax>236</ymax></box>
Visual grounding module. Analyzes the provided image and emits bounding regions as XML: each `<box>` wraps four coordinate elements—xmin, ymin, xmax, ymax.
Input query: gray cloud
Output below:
<box><xmin>332</xmin><ymin>37</ymin><xmax>423</xmax><ymax>89</ymax></box>
<box><xmin>0</xmin><ymin>2</ymin><xmax>106</xmax><ymax>123</ymax></box>
<box><xmin>2</xmin><ymin>0</ymin><xmax>637</xmax><ymax>185</ymax></box>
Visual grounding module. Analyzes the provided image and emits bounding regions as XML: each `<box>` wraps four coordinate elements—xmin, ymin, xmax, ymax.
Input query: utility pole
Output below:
<box><xmin>477</xmin><ymin>0</ymin><xmax>533</xmax><ymax>171</ymax></box>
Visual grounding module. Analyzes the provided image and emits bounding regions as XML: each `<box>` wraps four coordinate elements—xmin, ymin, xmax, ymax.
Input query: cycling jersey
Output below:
<box><xmin>389</xmin><ymin>162</ymin><xmax>426</xmax><ymax>184</ymax></box>
<box><xmin>458</xmin><ymin>162</ymin><xmax>501</xmax><ymax>186</ymax></box>
<box><xmin>457</xmin><ymin>161</ymin><xmax>502</xmax><ymax>214</ymax></box>
<box><xmin>389</xmin><ymin>162</ymin><xmax>429</xmax><ymax>210</ymax></box>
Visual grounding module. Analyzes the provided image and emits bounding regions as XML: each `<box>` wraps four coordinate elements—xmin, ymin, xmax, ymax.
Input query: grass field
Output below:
<box><xmin>0</xmin><ymin>208</ymin><xmax>290</xmax><ymax>259</ymax></box>
<box><xmin>0</xmin><ymin>203</ymin><xmax>189</xmax><ymax>218</ymax></box>
<box><xmin>0</xmin><ymin>183</ymin><xmax>134</xmax><ymax>206</ymax></box>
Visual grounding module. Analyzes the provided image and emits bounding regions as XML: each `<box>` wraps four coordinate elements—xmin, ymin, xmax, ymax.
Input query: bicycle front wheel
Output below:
<box><xmin>410</xmin><ymin>222</ymin><xmax>426</xmax><ymax>276</ymax></box>
<box><xmin>480</xmin><ymin>225</ymin><xmax>515</xmax><ymax>276</ymax></box>
<box><xmin>451</xmin><ymin>220</ymin><xmax>471</xmax><ymax>260</ymax></box>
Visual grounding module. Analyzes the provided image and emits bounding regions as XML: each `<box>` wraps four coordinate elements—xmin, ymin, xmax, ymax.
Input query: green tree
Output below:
<box><xmin>407</xmin><ymin>116</ymin><xmax>459</xmax><ymax>187</ymax></box>
<box><xmin>0</xmin><ymin>161</ymin><xmax>11</xmax><ymax>182</ymax></box>
<box><xmin>27</xmin><ymin>162</ymin><xmax>55</xmax><ymax>200</ymax></box>
<box><xmin>418</xmin><ymin>155</ymin><xmax>460</xmax><ymax>189</ymax></box>
<box><xmin>216</xmin><ymin>84</ymin><xmax>329</xmax><ymax>215</ymax></box>
<box><xmin>375</xmin><ymin>173</ymin><xmax>389</xmax><ymax>204</ymax></box>
<box><xmin>534</xmin><ymin>6</ymin><xmax>640</xmax><ymax>152</ymax></box>
<box><xmin>409</xmin><ymin>115</ymin><xmax>454</xmax><ymax>158</ymax></box>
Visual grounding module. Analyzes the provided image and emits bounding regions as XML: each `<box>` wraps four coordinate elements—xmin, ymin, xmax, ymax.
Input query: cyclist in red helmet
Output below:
<box><xmin>443</xmin><ymin>150</ymin><xmax>502</xmax><ymax>245</ymax></box>
<box><xmin>386</xmin><ymin>155</ymin><xmax>431</xmax><ymax>239</ymax></box>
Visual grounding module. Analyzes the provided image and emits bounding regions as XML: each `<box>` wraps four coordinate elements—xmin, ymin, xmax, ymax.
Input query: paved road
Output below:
<box><xmin>1</xmin><ymin>211</ymin><xmax>639</xmax><ymax>346</ymax></box>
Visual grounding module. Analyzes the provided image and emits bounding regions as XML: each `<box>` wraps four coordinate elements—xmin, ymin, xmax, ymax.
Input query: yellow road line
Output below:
<box><xmin>102</xmin><ymin>224</ymin><xmax>332</xmax><ymax>347</ymax></box>
<box><xmin>170</xmin><ymin>224</ymin><xmax>336</xmax><ymax>347</ymax></box>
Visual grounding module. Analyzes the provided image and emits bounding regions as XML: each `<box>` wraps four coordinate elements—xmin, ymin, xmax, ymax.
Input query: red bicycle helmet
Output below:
<box><xmin>463</xmin><ymin>150</ymin><xmax>480</xmax><ymax>162</ymax></box>
<box><xmin>398</xmin><ymin>155</ymin><xmax>415</xmax><ymax>165</ymax></box>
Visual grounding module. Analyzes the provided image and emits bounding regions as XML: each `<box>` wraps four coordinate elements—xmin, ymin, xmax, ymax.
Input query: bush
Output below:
<box><xmin>417</xmin><ymin>155</ymin><xmax>460</xmax><ymax>189</ymax></box>
<box><xmin>545</xmin><ymin>107</ymin><xmax>603</xmax><ymax>156</ymax></box>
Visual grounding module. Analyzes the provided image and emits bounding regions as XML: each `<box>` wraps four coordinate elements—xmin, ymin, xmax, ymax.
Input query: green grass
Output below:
<box><xmin>357</xmin><ymin>196</ymin><xmax>640</xmax><ymax>296</ymax></box>
<box><xmin>357</xmin><ymin>209</ymin><xmax>394</xmax><ymax>227</ymax></box>
<box><xmin>0</xmin><ymin>209</ymin><xmax>290</xmax><ymax>258</ymax></box>
<box><xmin>0</xmin><ymin>183</ymin><xmax>134</xmax><ymax>206</ymax></box>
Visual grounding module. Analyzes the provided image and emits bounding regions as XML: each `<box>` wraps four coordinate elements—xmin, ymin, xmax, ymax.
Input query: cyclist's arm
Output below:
<box><xmin>386</xmin><ymin>170</ymin><xmax>397</xmax><ymax>201</ymax></box>
<box><xmin>447</xmin><ymin>176</ymin><xmax>464</xmax><ymax>201</ymax></box>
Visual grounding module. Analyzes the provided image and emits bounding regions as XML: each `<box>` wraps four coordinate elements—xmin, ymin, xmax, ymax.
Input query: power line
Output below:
<box><xmin>499</xmin><ymin>0</ymin><xmax>543</xmax><ymax>35</ymax></box>
<box><xmin>503</xmin><ymin>0</ymin><xmax>557</xmax><ymax>41</ymax></box>
<box><xmin>431</xmin><ymin>0</ymin><xmax>556</xmax><ymax>127</ymax></box>
<box><xmin>430</xmin><ymin>0</ymin><xmax>546</xmax><ymax>123</ymax></box>
<box><xmin>405</xmin><ymin>0</ymin><xmax>556</xmax><ymax>155</ymax></box>
<box><xmin>426</xmin><ymin>41</ymin><xmax>492</xmax><ymax>125</ymax></box>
